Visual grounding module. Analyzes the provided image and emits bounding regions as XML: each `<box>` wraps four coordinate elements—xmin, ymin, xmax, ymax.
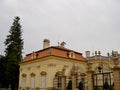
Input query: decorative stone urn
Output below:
<box><xmin>113</xmin><ymin>58</ymin><xmax>119</xmax><ymax>67</ymax></box>
<box><xmin>112</xmin><ymin>51</ymin><xmax>119</xmax><ymax>67</ymax></box>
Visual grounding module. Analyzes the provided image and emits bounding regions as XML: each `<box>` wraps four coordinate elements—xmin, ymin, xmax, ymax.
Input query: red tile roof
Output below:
<box><xmin>22</xmin><ymin>46</ymin><xmax>86</xmax><ymax>62</ymax></box>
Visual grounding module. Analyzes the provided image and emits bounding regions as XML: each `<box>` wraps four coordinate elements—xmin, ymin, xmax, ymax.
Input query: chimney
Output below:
<box><xmin>86</xmin><ymin>51</ymin><xmax>90</xmax><ymax>57</ymax></box>
<box><xmin>98</xmin><ymin>51</ymin><xmax>101</xmax><ymax>55</ymax></box>
<box><xmin>95</xmin><ymin>51</ymin><xmax>97</xmax><ymax>56</ymax></box>
<box><xmin>60</xmin><ymin>42</ymin><xmax>66</xmax><ymax>48</ymax></box>
<box><xmin>43</xmin><ymin>39</ymin><xmax>50</xmax><ymax>49</ymax></box>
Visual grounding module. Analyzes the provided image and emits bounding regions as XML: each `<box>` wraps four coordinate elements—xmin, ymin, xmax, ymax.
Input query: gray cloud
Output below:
<box><xmin>0</xmin><ymin>0</ymin><xmax>120</xmax><ymax>56</ymax></box>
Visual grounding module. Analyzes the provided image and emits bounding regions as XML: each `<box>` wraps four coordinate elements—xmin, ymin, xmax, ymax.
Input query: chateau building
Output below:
<box><xmin>19</xmin><ymin>39</ymin><xmax>119</xmax><ymax>90</ymax></box>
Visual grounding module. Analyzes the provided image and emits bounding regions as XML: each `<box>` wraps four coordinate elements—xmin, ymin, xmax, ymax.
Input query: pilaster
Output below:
<box><xmin>87</xmin><ymin>70</ymin><xmax>94</xmax><ymax>90</ymax></box>
<box><xmin>112</xmin><ymin>66</ymin><xmax>120</xmax><ymax>90</ymax></box>
<box><xmin>62</xmin><ymin>75</ymin><xmax>66</xmax><ymax>90</ymax></box>
<box><xmin>71</xmin><ymin>73</ymin><xmax>77</xmax><ymax>90</ymax></box>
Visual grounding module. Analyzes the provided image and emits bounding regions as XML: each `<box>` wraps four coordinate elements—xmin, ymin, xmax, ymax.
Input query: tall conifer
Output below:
<box><xmin>4</xmin><ymin>16</ymin><xmax>23</xmax><ymax>90</ymax></box>
<box><xmin>0</xmin><ymin>55</ymin><xmax>7</xmax><ymax>88</ymax></box>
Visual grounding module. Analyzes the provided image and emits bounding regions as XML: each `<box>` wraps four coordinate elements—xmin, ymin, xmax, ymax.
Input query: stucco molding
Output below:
<box><xmin>27</xmin><ymin>67</ymin><xmax>31</xmax><ymax>70</ymax></box>
<box><xmin>41</xmin><ymin>71</ymin><xmax>47</xmax><ymax>75</ymax></box>
<box><xmin>22</xmin><ymin>73</ymin><xmax>27</xmax><ymax>77</ymax></box>
<box><xmin>30</xmin><ymin>72</ymin><xmax>36</xmax><ymax>76</ymax></box>
<box><xmin>48</xmin><ymin>63</ymin><xmax>56</xmax><ymax>67</ymax></box>
<box><xmin>36</xmin><ymin>65</ymin><xmax>40</xmax><ymax>68</ymax></box>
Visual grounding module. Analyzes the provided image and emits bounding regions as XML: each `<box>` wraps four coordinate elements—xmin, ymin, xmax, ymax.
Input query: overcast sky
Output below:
<box><xmin>0</xmin><ymin>0</ymin><xmax>120</xmax><ymax>57</ymax></box>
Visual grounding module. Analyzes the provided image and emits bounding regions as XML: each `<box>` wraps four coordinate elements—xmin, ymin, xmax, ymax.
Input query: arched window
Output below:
<box><xmin>41</xmin><ymin>71</ymin><xmax>47</xmax><ymax>89</ymax></box>
<box><xmin>53</xmin><ymin>71</ymin><xmax>62</xmax><ymax>89</ymax></box>
<box><xmin>30</xmin><ymin>73</ymin><xmax>35</xmax><ymax>90</ymax></box>
<box><xmin>21</xmin><ymin>74</ymin><xmax>26</xmax><ymax>90</ymax></box>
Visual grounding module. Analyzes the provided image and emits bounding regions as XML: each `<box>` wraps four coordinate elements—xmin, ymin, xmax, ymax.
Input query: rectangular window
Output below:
<box><xmin>41</xmin><ymin>75</ymin><xmax>46</xmax><ymax>89</ymax></box>
<box><xmin>31</xmin><ymin>76</ymin><xmax>35</xmax><ymax>89</ymax></box>
<box><xmin>22</xmin><ymin>77</ymin><xmax>26</xmax><ymax>89</ymax></box>
<box><xmin>58</xmin><ymin>77</ymin><xmax>62</xmax><ymax>89</ymax></box>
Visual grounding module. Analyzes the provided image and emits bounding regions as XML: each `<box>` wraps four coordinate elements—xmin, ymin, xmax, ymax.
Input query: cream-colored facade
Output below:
<box><xmin>19</xmin><ymin>56</ymin><xmax>87</xmax><ymax>90</ymax></box>
<box><xmin>19</xmin><ymin>39</ymin><xmax>120</xmax><ymax>90</ymax></box>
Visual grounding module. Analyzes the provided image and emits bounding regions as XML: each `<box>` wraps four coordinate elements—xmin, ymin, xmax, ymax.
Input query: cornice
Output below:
<box><xmin>19</xmin><ymin>55</ymin><xmax>87</xmax><ymax>66</ymax></box>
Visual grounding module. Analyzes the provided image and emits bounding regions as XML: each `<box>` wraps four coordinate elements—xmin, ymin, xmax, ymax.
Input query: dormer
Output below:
<box><xmin>69</xmin><ymin>51</ymin><xmax>75</xmax><ymax>58</ymax></box>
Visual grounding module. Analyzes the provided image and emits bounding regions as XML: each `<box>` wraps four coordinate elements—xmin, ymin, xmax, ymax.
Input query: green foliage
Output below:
<box><xmin>78</xmin><ymin>81</ymin><xmax>83</xmax><ymax>90</ymax></box>
<box><xmin>67</xmin><ymin>80</ymin><xmax>72</xmax><ymax>90</ymax></box>
<box><xmin>94</xmin><ymin>86</ymin><xmax>102</xmax><ymax>90</ymax></box>
<box><xmin>4</xmin><ymin>16</ymin><xmax>23</xmax><ymax>90</ymax></box>
<box><xmin>109</xmin><ymin>86</ymin><xmax>114</xmax><ymax>90</ymax></box>
<box><xmin>4</xmin><ymin>16</ymin><xmax>23</xmax><ymax>58</ymax></box>
<box><xmin>103</xmin><ymin>82</ymin><xmax>109</xmax><ymax>90</ymax></box>
<box><xmin>0</xmin><ymin>55</ymin><xmax>8</xmax><ymax>88</ymax></box>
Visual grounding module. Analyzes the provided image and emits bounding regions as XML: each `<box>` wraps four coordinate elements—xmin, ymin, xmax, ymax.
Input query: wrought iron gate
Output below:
<box><xmin>93</xmin><ymin>72</ymin><xmax>114</xmax><ymax>90</ymax></box>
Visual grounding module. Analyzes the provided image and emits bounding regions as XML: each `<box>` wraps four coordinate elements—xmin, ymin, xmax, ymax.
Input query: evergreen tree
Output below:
<box><xmin>0</xmin><ymin>55</ymin><xmax>7</xmax><ymax>88</ymax></box>
<box><xmin>4</xmin><ymin>16</ymin><xmax>23</xmax><ymax>90</ymax></box>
